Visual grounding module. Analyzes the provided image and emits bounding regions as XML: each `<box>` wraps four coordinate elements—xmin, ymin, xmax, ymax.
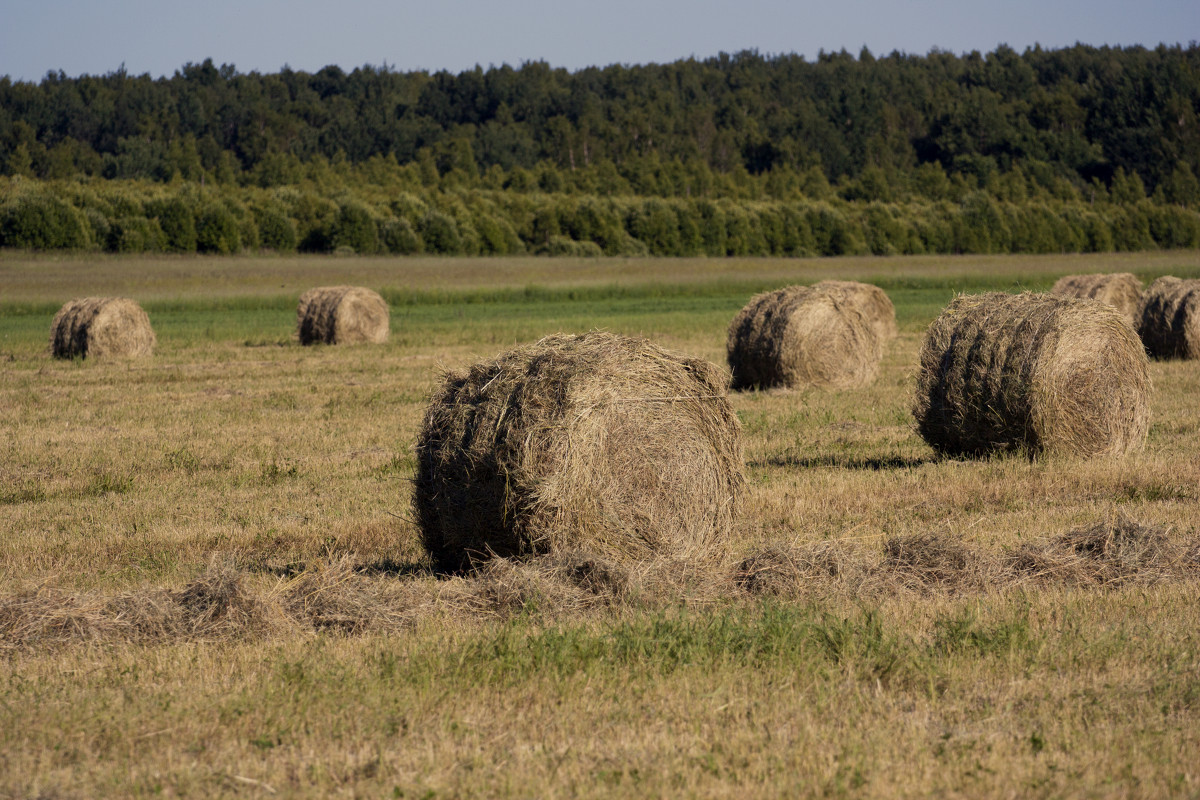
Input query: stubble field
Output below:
<box><xmin>1</xmin><ymin>250</ymin><xmax>1199</xmax><ymax>798</ymax></box>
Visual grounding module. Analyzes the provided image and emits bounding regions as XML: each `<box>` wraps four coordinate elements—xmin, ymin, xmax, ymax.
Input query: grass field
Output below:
<box><xmin>2</xmin><ymin>250</ymin><xmax>1199</xmax><ymax>798</ymax></box>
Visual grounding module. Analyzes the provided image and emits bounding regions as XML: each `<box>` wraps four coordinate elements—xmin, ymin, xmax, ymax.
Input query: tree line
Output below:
<box><xmin>3</xmin><ymin>169</ymin><xmax>1197</xmax><ymax>257</ymax></box>
<box><xmin>2</xmin><ymin>43</ymin><xmax>1199</xmax><ymax>256</ymax></box>
<box><xmin>2</xmin><ymin>44</ymin><xmax>1199</xmax><ymax>199</ymax></box>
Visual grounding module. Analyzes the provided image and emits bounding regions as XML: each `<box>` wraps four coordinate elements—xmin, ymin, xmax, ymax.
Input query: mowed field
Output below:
<box><xmin>2</xmin><ymin>250</ymin><xmax>1199</xmax><ymax>798</ymax></box>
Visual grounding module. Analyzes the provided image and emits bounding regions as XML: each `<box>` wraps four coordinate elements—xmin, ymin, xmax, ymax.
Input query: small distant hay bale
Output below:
<box><xmin>50</xmin><ymin>297</ymin><xmax>156</xmax><ymax>360</ymax></box>
<box><xmin>414</xmin><ymin>331</ymin><xmax>745</xmax><ymax>572</ymax></box>
<box><xmin>813</xmin><ymin>280</ymin><xmax>898</xmax><ymax>342</ymax></box>
<box><xmin>1049</xmin><ymin>272</ymin><xmax>1142</xmax><ymax>323</ymax></box>
<box><xmin>727</xmin><ymin>284</ymin><xmax>883</xmax><ymax>390</ymax></box>
<box><xmin>1136</xmin><ymin>276</ymin><xmax>1200</xmax><ymax>359</ymax></box>
<box><xmin>913</xmin><ymin>292</ymin><xmax>1151</xmax><ymax>458</ymax></box>
<box><xmin>296</xmin><ymin>286</ymin><xmax>389</xmax><ymax>345</ymax></box>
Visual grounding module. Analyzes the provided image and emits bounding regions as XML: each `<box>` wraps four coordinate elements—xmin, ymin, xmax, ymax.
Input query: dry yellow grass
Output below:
<box><xmin>1</xmin><ymin>251</ymin><xmax>1199</xmax><ymax>798</ymax></box>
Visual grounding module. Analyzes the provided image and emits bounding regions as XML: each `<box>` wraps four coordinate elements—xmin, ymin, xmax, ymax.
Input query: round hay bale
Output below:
<box><xmin>1136</xmin><ymin>276</ymin><xmax>1200</xmax><ymax>359</ymax></box>
<box><xmin>726</xmin><ymin>284</ymin><xmax>882</xmax><ymax>390</ymax></box>
<box><xmin>50</xmin><ymin>297</ymin><xmax>156</xmax><ymax>360</ymax></box>
<box><xmin>1050</xmin><ymin>272</ymin><xmax>1143</xmax><ymax>324</ymax></box>
<box><xmin>913</xmin><ymin>292</ymin><xmax>1151</xmax><ymax>458</ymax></box>
<box><xmin>813</xmin><ymin>280</ymin><xmax>898</xmax><ymax>342</ymax></box>
<box><xmin>414</xmin><ymin>331</ymin><xmax>745</xmax><ymax>572</ymax></box>
<box><xmin>296</xmin><ymin>286</ymin><xmax>389</xmax><ymax>345</ymax></box>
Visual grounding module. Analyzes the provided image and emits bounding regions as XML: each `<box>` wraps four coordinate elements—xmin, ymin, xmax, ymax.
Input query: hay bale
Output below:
<box><xmin>413</xmin><ymin>331</ymin><xmax>745</xmax><ymax>572</ymax></box>
<box><xmin>1050</xmin><ymin>272</ymin><xmax>1143</xmax><ymax>323</ymax></box>
<box><xmin>1136</xmin><ymin>276</ymin><xmax>1200</xmax><ymax>359</ymax></box>
<box><xmin>813</xmin><ymin>280</ymin><xmax>898</xmax><ymax>342</ymax></box>
<box><xmin>913</xmin><ymin>292</ymin><xmax>1151</xmax><ymax>458</ymax></box>
<box><xmin>726</xmin><ymin>284</ymin><xmax>883</xmax><ymax>390</ymax></box>
<box><xmin>50</xmin><ymin>297</ymin><xmax>155</xmax><ymax>359</ymax></box>
<box><xmin>296</xmin><ymin>286</ymin><xmax>389</xmax><ymax>345</ymax></box>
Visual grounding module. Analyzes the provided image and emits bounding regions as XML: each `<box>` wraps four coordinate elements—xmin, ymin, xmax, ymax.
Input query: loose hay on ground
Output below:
<box><xmin>296</xmin><ymin>285</ymin><xmax>389</xmax><ymax>345</ymax></box>
<box><xmin>1050</xmin><ymin>272</ymin><xmax>1143</xmax><ymax>323</ymax></box>
<box><xmin>1136</xmin><ymin>276</ymin><xmax>1200</xmax><ymax>359</ymax></box>
<box><xmin>726</xmin><ymin>284</ymin><xmax>883</xmax><ymax>390</ymax></box>
<box><xmin>3</xmin><ymin>518</ymin><xmax>1197</xmax><ymax>651</ymax></box>
<box><xmin>50</xmin><ymin>297</ymin><xmax>156</xmax><ymax>359</ymax></box>
<box><xmin>413</xmin><ymin>331</ymin><xmax>745</xmax><ymax>573</ymax></box>
<box><xmin>735</xmin><ymin>519</ymin><xmax>1198</xmax><ymax>601</ymax></box>
<box><xmin>734</xmin><ymin>541</ymin><xmax>871</xmax><ymax>598</ymax></box>
<box><xmin>1009</xmin><ymin>515</ymin><xmax>1198</xmax><ymax>586</ymax></box>
<box><xmin>913</xmin><ymin>292</ymin><xmax>1151</xmax><ymax>458</ymax></box>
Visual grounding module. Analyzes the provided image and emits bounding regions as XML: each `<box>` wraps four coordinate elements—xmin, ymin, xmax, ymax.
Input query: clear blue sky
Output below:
<box><xmin>2</xmin><ymin>0</ymin><xmax>1196</xmax><ymax>81</ymax></box>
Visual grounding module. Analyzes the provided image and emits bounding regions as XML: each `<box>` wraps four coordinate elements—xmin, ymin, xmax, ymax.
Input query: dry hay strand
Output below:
<box><xmin>442</xmin><ymin>550</ymin><xmax>633</xmax><ymax>620</ymax></box>
<box><xmin>0</xmin><ymin>585</ymin><xmax>154</xmax><ymax>650</ymax></box>
<box><xmin>296</xmin><ymin>285</ymin><xmax>389</xmax><ymax>345</ymax></box>
<box><xmin>881</xmin><ymin>531</ymin><xmax>997</xmax><ymax>593</ymax></box>
<box><xmin>0</xmin><ymin>562</ymin><xmax>277</xmax><ymax>650</ymax></box>
<box><xmin>414</xmin><ymin>331</ymin><xmax>745</xmax><ymax>573</ymax></box>
<box><xmin>278</xmin><ymin>556</ymin><xmax>436</xmax><ymax>634</ymax></box>
<box><xmin>169</xmin><ymin>560</ymin><xmax>282</xmax><ymax>638</ymax></box>
<box><xmin>1009</xmin><ymin>515</ymin><xmax>1200</xmax><ymax>586</ymax></box>
<box><xmin>734</xmin><ymin>541</ymin><xmax>871</xmax><ymax>598</ymax></box>
<box><xmin>1136</xmin><ymin>276</ymin><xmax>1200</xmax><ymax>359</ymax></box>
<box><xmin>913</xmin><ymin>292</ymin><xmax>1151</xmax><ymax>459</ymax></box>
<box><xmin>727</xmin><ymin>284</ymin><xmax>883</xmax><ymax>391</ymax></box>
<box><xmin>50</xmin><ymin>297</ymin><xmax>155</xmax><ymax>359</ymax></box>
<box><xmin>812</xmin><ymin>280</ymin><xmax>898</xmax><ymax>342</ymax></box>
<box><xmin>1050</xmin><ymin>272</ymin><xmax>1143</xmax><ymax>323</ymax></box>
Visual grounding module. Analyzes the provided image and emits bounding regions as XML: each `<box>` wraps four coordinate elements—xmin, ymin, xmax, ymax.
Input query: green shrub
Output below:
<box><xmin>287</xmin><ymin>193</ymin><xmax>338</xmax><ymax>252</ymax></box>
<box><xmin>195</xmin><ymin>203</ymin><xmax>241</xmax><ymax>254</ymax></box>
<box><xmin>379</xmin><ymin>217</ymin><xmax>423</xmax><ymax>254</ymax></box>
<box><xmin>474</xmin><ymin>214</ymin><xmax>523</xmax><ymax>255</ymax></box>
<box><xmin>0</xmin><ymin>194</ymin><xmax>91</xmax><ymax>250</ymax></box>
<box><xmin>420</xmin><ymin>210</ymin><xmax>463</xmax><ymax>254</ymax></box>
<box><xmin>332</xmin><ymin>201</ymin><xmax>379</xmax><ymax>254</ymax></box>
<box><xmin>806</xmin><ymin>205</ymin><xmax>864</xmax><ymax>256</ymax></box>
<box><xmin>539</xmin><ymin>235</ymin><xmax>603</xmax><ymax>257</ymax></box>
<box><xmin>255</xmin><ymin>207</ymin><xmax>298</xmax><ymax>252</ymax></box>
<box><xmin>145</xmin><ymin>197</ymin><xmax>198</xmax><ymax>252</ymax></box>
<box><xmin>82</xmin><ymin>207</ymin><xmax>111</xmax><ymax>246</ymax></box>
<box><xmin>107</xmin><ymin>216</ymin><xmax>164</xmax><ymax>252</ymax></box>
<box><xmin>629</xmin><ymin>198</ymin><xmax>680</xmax><ymax>255</ymax></box>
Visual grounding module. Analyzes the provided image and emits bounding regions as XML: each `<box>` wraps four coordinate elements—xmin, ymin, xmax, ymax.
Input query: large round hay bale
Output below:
<box><xmin>726</xmin><ymin>284</ymin><xmax>882</xmax><ymax>390</ymax></box>
<box><xmin>296</xmin><ymin>286</ymin><xmax>389</xmax><ymax>345</ymax></box>
<box><xmin>1050</xmin><ymin>272</ymin><xmax>1143</xmax><ymax>324</ymax></box>
<box><xmin>1136</xmin><ymin>276</ymin><xmax>1200</xmax><ymax>359</ymax></box>
<box><xmin>414</xmin><ymin>331</ymin><xmax>745</xmax><ymax>572</ymax></box>
<box><xmin>813</xmin><ymin>280</ymin><xmax>898</xmax><ymax>342</ymax></box>
<box><xmin>913</xmin><ymin>292</ymin><xmax>1151</xmax><ymax>458</ymax></box>
<box><xmin>50</xmin><ymin>297</ymin><xmax>156</xmax><ymax>360</ymax></box>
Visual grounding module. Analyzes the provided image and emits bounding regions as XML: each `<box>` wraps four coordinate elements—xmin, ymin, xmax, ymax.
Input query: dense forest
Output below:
<box><xmin>2</xmin><ymin>44</ymin><xmax>1199</xmax><ymax>256</ymax></box>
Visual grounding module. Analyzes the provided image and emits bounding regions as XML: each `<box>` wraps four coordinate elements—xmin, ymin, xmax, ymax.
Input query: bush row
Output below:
<box><xmin>3</xmin><ymin>178</ymin><xmax>1199</xmax><ymax>257</ymax></box>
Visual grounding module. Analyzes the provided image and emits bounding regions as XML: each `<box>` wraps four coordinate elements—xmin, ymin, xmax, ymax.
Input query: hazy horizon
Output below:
<box><xmin>2</xmin><ymin>0</ymin><xmax>1196</xmax><ymax>82</ymax></box>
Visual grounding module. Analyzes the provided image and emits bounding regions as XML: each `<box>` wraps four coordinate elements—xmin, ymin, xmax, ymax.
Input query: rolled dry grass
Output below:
<box><xmin>727</xmin><ymin>284</ymin><xmax>883</xmax><ymax>390</ymax></box>
<box><xmin>50</xmin><ymin>297</ymin><xmax>155</xmax><ymax>359</ymax></box>
<box><xmin>813</xmin><ymin>280</ymin><xmax>898</xmax><ymax>342</ymax></box>
<box><xmin>913</xmin><ymin>292</ymin><xmax>1151</xmax><ymax>458</ymax></box>
<box><xmin>1050</xmin><ymin>272</ymin><xmax>1143</xmax><ymax>323</ymax></box>
<box><xmin>296</xmin><ymin>285</ymin><xmax>389</xmax><ymax>345</ymax></box>
<box><xmin>1136</xmin><ymin>276</ymin><xmax>1200</xmax><ymax>359</ymax></box>
<box><xmin>413</xmin><ymin>331</ymin><xmax>745</xmax><ymax>573</ymax></box>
